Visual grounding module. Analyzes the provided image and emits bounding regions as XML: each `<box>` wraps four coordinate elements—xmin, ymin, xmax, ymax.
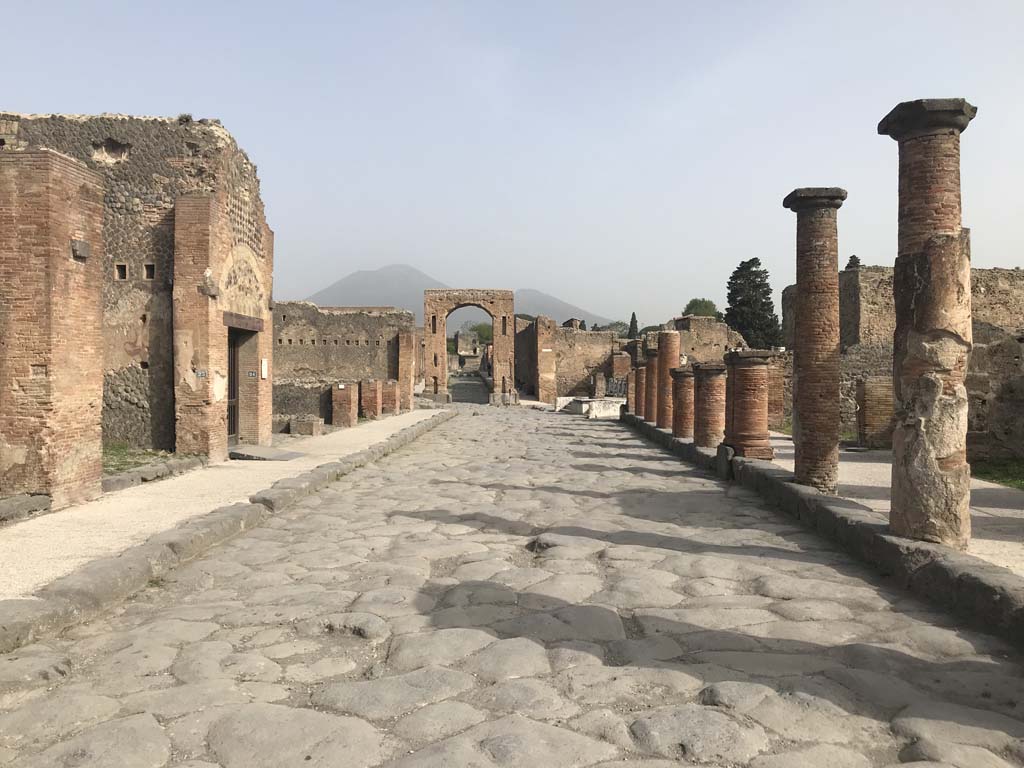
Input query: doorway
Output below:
<box><xmin>227</xmin><ymin>328</ymin><xmax>241</xmax><ymax>445</ymax></box>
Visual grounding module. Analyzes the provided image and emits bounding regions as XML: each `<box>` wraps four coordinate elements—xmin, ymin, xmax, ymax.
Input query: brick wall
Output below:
<box><xmin>856</xmin><ymin>377</ymin><xmax>895</xmax><ymax>449</ymax></box>
<box><xmin>331</xmin><ymin>383</ymin><xmax>359</xmax><ymax>428</ymax></box>
<box><xmin>0</xmin><ymin>151</ymin><xmax>105</xmax><ymax>507</ymax></box>
<box><xmin>272</xmin><ymin>301</ymin><xmax>414</xmax><ymax>421</ymax></box>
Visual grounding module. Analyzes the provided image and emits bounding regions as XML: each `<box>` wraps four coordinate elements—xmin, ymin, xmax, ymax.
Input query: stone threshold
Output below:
<box><xmin>101</xmin><ymin>455</ymin><xmax>208</xmax><ymax>493</ymax></box>
<box><xmin>0</xmin><ymin>410</ymin><xmax>457</xmax><ymax>655</ymax></box>
<box><xmin>620</xmin><ymin>412</ymin><xmax>1024</xmax><ymax>651</ymax></box>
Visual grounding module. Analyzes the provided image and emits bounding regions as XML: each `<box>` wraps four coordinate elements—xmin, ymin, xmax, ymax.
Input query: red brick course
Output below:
<box><xmin>635</xmin><ymin>366</ymin><xmax>647</xmax><ymax>420</ymax></box>
<box><xmin>626</xmin><ymin>370</ymin><xmax>637</xmax><ymax>414</ymax></box>
<box><xmin>331</xmin><ymin>383</ymin><xmax>359</xmax><ymax>428</ymax></box>
<box><xmin>724</xmin><ymin>350</ymin><xmax>774</xmax><ymax>460</ymax></box>
<box><xmin>644</xmin><ymin>351</ymin><xmax>659</xmax><ymax>424</ymax></box>
<box><xmin>382</xmin><ymin>379</ymin><xmax>400</xmax><ymax>415</ymax></box>
<box><xmin>670</xmin><ymin>367</ymin><xmax>694</xmax><ymax>439</ymax></box>
<box><xmin>360</xmin><ymin>379</ymin><xmax>383</xmax><ymax>419</ymax></box>
<box><xmin>856</xmin><ymin>376</ymin><xmax>894</xmax><ymax>449</ymax></box>
<box><xmin>656</xmin><ymin>331</ymin><xmax>681</xmax><ymax>430</ymax></box>
<box><xmin>693</xmin><ymin>362</ymin><xmax>727</xmax><ymax>449</ymax></box>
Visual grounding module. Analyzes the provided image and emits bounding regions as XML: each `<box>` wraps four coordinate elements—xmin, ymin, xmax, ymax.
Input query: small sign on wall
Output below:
<box><xmin>196</xmin><ymin>370</ymin><xmax>208</xmax><ymax>378</ymax></box>
<box><xmin>247</xmin><ymin>371</ymin><xmax>257</xmax><ymax>378</ymax></box>
<box><xmin>261</xmin><ymin>358</ymin><xmax>268</xmax><ymax>379</ymax></box>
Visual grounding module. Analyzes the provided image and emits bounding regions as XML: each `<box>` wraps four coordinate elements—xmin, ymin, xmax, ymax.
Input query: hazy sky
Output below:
<box><xmin>6</xmin><ymin>1</ymin><xmax>1022</xmax><ymax>326</ymax></box>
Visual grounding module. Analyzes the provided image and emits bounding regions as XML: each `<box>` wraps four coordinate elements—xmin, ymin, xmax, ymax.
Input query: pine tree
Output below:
<box><xmin>724</xmin><ymin>258</ymin><xmax>782</xmax><ymax>349</ymax></box>
<box><xmin>627</xmin><ymin>312</ymin><xmax>639</xmax><ymax>339</ymax></box>
<box><xmin>845</xmin><ymin>254</ymin><xmax>862</xmax><ymax>270</ymax></box>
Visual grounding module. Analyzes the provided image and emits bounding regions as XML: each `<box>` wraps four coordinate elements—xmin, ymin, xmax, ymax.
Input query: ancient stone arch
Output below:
<box><xmin>424</xmin><ymin>289</ymin><xmax>515</xmax><ymax>403</ymax></box>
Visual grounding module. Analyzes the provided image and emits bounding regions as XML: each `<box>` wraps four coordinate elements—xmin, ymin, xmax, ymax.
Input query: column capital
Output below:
<box><xmin>645</xmin><ymin>348</ymin><xmax>659</xmax><ymax>358</ymax></box>
<box><xmin>670</xmin><ymin>366</ymin><xmax>694</xmax><ymax>380</ymax></box>
<box><xmin>878</xmin><ymin>98</ymin><xmax>977</xmax><ymax>141</ymax></box>
<box><xmin>783</xmin><ymin>187</ymin><xmax>847</xmax><ymax>212</ymax></box>
<box><xmin>693</xmin><ymin>361</ymin><xmax>726</xmax><ymax>374</ymax></box>
<box><xmin>725</xmin><ymin>349</ymin><xmax>775</xmax><ymax>367</ymax></box>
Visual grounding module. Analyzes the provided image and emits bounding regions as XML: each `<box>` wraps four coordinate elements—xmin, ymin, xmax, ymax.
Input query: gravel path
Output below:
<box><xmin>2</xmin><ymin>407</ymin><xmax>1022</xmax><ymax>767</ymax></box>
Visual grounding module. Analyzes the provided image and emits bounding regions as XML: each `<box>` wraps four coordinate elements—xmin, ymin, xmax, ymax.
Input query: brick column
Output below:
<box><xmin>635</xmin><ymin>365</ymin><xmax>647</xmax><ymax>420</ymax></box>
<box><xmin>626</xmin><ymin>370</ymin><xmax>637</xmax><ymax>414</ymax></box>
<box><xmin>360</xmin><ymin>379</ymin><xmax>383</xmax><ymax>419</ymax></box>
<box><xmin>382</xmin><ymin>379</ymin><xmax>400</xmax><ymax>415</ymax></box>
<box><xmin>670</xmin><ymin>367</ymin><xmax>694</xmax><ymax>438</ymax></box>
<box><xmin>724</xmin><ymin>350</ymin><xmax>774</xmax><ymax>459</ymax></box>
<box><xmin>331</xmin><ymin>383</ymin><xmax>359</xmax><ymax>428</ymax></box>
<box><xmin>767</xmin><ymin>356</ymin><xmax>786</xmax><ymax>431</ymax></box>
<box><xmin>856</xmin><ymin>377</ymin><xmax>895</xmax><ymax>449</ymax></box>
<box><xmin>644</xmin><ymin>350</ymin><xmax>659</xmax><ymax>423</ymax></box>
<box><xmin>656</xmin><ymin>331</ymin><xmax>681</xmax><ymax>430</ymax></box>
<box><xmin>879</xmin><ymin>98</ymin><xmax>976</xmax><ymax>548</ymax></box>
<box><xmin>783</xmin><ymin>187</ymin><xmax>847</xmax><ymax>492</ymax></box>
<box><xmin>693</xmin><ymin>362</ymin><xmax>727</xmax><ymax>448</ymax></box>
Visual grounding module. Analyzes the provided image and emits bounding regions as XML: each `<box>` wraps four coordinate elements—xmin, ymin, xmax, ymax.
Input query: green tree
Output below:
<box><xmin>598</xmin><ymin>320</ymin><xmax>630</xmax><ymax>336</ymax></box>
<box><xmin>683</xmin><ymin>298</ymin><xmax>721</xmax><ymax>319</ymax></box>
<box><xmin>724</xmin><ymin>257</ymin><xmax>782</xmax><ymax>349</ymax></box>
<box><xmin>470</xmin><ymin>321</ymin><xmax>493</xmax><ymax>344</ymax></box>
<box><xmin>628</xmin><ymin>312</ymin><xmax>639</xmax><ymax>339</ymax></box>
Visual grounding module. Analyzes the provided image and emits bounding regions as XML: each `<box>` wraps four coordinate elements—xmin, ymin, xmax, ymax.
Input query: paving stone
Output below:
<box><xmin>902</xmin><ymin>737</ymin><xmax>1018</xmax><ymax>768</ymax></box>
<box><xmin>18</xmin><ymin>713</ymin><xmax>170</xmax><ymax>768</ymax></box>
<box><xmin>207</xmin><ymin>703</ymin><xmax>382</xmax><ymax>768</ymax></box>
<box><xmin>121</xmin><ymin>681</ymin><xmax>251</xmax><ymax>718</ymax></box>
<box><xmin>567</xmin><ymin>708</ymin><xmax>635</xmax><ymax>749</ymax></box>
<box><xmin>393</xmin><ymin>701</ymin><xmax>488</xmax><ymax>743</ymax></box>
<box><xmin>555</xmin><ymin>664</ymin><xmax>702</xmax><ymax>708</ymax></box>
<box><xmin>0</xmin><ymin>690</ymin><xmax>120</xmax><ymax>749</ymax></box>
<box><xmin>388</xmin><ymin>628</ymin><xmax>497</xmax><ymax>670</ymax></box>
<box><xmin>312</xmin><ymin>666</ymin><xmax>477</xmax><ymax>719</ymax></box>
<box><xmin>893</xmin><ymin>702</ymin><xmax>1024</xmax><ymax>751</ymax></box>
<box><xmin>749</xmin><ymin>744</ymin><xmax>871</xmax><ymax>768</ymax></box>
<box><xmin>629</xmin><ymin>703</ymin><xmax>770</xmax><ymax>762</ymax></box>
<box><xmin>468</xmin><ymin>678</ymin><xmax>580</xmax><ymax>720</ymax></box>
<box><xmin>0</xmin><ymin>645</ymin><xmax>70</xmax><ymax>694</ymax></box>
<box><xmin>459</xmin><ymin>637</ymin><xmax>551</xmax><ymax>682</ymax></box>
<box><xmin>285</xmin><ymin>657</ymin><xmax>357</xmax><ymax>682</ymax></box>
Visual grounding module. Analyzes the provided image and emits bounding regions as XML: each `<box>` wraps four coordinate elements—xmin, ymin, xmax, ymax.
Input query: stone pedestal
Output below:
<box><xmin>879</xmin><ymin>98</ymin><xmax>976</xmax><ymax>549</ymax></box>
<box><xmin>783</xmin><ymin>187</ymin><xmax>847</xmax><ymax>492</ymax></box>
<box><xmin>724</xmin><ymin>351</ymin><xmax>774</xmax><ymax>459</ymax></box>
<box><xmin>360</xmin><ymin>379</ymin><xmax>383</xmax><ymax>420</ymax></box>
<box><xmin>656</xmin><ymin>331</ymin><xmax>681</xmax><ymax>430</ymax></box>
<box><xmin>670</xmin><ymin>367</ymin><xmax>694</xmax><ymax>439</ymax></box>
<box><xmin>693</xmin><ymin>362</ymin><xmax>727</xmax><ymax>449</ymax></box>
<box><xmin>635</xmin><ymin>366</ymin><xmax>647</xmax><ymax>420</ymax></box>
<box><xmin>332</xmin><ymin>383</ymin><xmax>359</xmax><ymax>428</ymax></box>
<box><xmin>644</xmin><ymin>350</ymin><xmax>659</xmax><ymax>424</ymax></box>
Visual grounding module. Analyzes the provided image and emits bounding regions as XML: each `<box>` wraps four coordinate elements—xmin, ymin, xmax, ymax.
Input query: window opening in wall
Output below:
<box><xmin>376</xmin><ymin>340</ymin><xmax>381</xmax><ymax>347</ymax></box>
<box><xmin>282</xmin><ymin>314</ymin><xmax>287</xmax><ymax>322</ymax></box>
<box><xmin>140</xmin><ymin>361</ymin><xmax>149</xmax><ymax>369</ymax></box>
<box><xmin>299</xmin><ymin>339</ymin><xmax>304</xmax><ymax>345</ymax></box>
<box><xmin>115</xmin><ymin>264</ymin><xmax>128</xmax><ymax>280</ymax></box>
<box><xmin>346</xmin><ymin>339</ymin><xmax>352</xmax><ymax>346</ymax></box>
<box><xmin>431</xmin><ymin>315</ymin><xmax>437</xmax><ymax>334</ymax></box>
<box><xmin>364</xmin><ymin>340</ymin><xmax>369</xmax><ymax>346</ymax></box>
<box><xmin>334</xmin><ymin>339</ymin><xmax>339</xmax><ymax>345</ymax></box>
<box><xmin>502</xmin><ymin>316</ymin><xmax>508</xmax><ymax>335</ymax></box>
<box><xmin>433</xmin><ymin>353</ymin><xmax>438</xmax><ymax>366</ymax></box>
<box><xmin>278</xmin><ymin>338</ymin><xmax>283</xmax><ymax>345</ymax></box>
<box><xmin>288</xmin><ymin>339</ymin><xmax>292</xmax><ymax>344</ymax></box>
<box><xmin>143</xmin><ymin>263</ymin><xmax>155</xmax><ymax>280</ymax></box>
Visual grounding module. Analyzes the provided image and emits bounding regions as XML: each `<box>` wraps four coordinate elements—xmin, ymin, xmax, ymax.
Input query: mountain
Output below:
<box><xmin>306</xmin><ymin>264</ymin><xmax>612</xmax><ymax>328</ymax></box>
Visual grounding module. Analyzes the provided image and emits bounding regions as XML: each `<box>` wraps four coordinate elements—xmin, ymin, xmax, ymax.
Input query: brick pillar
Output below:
<box><xmin>635</xmin><ymin>366</ymin><xmax>647</xmax><ymax>420</ymax></box>
<box><xmin>879</xmin><ymin>98</ymin><xmax>976</xmax><ymax>548</ymax></box>
<box><xmin>0</xmin><ymin>151</ymin><xmax>104</xmax><ymax>508</ymax></box>
<box><xmin>693</xmin><ymin>362</ymin><xmax>727</xmax><ymax>449</ymax></box>
<box><xmin>767</xmin><ymin>356</ymin><xmax>786</xmax><ymax>431</ymax></box>
<box><xmin>670</xmin><ymin>367</ymin><xmax>694</xmax><ymax>438</ymax></box>
<box><xmin>783</xmin><ymin>187</ymin><xmax>847</xmax><ymax>492</ymax></box>
<box><xmin>644</xmin><ymin>350</ymin><xmax>659</xmax><ymax>423</ymax></box>
<box><xmin>626</xmin><ymin>370</ymin><xmax>637</xmax><ymax>414</ymax></box>
<box><xmin>382</xmin><ymin>380</ymin><xmax>400</xmax><ymax>415</ymax></box>
<box><xmin>331</xmin><ymin>383</ymin><xmax>359</xmax><ymax>428</ymax></box>
<box><xmin>398</xmin><ymin>330</ymin><xmax>415</xmax><ymax>411</ymax></box>
<box><xmin>611</xmin><ymin>352</ymin><xmax>631</xmax><ymax>380</ymax></box>
<box><xmin>656</xmin><ymin>331</ymin><xmax>681</xmax><ymax>430</ymax></box>
<box><xmin>856</xmin><ymin>376</ymin><xmax>895</xmax><ymax>449</ymax></box>
<box><xmin>360</xmin><ymin>379</ymin><xmax>383</xmax><ymax>419</ymax></box>
<box><xmin>724</xmin><ymin>350</ymin><xmax>774</xmax><ymax>459</ymax></box>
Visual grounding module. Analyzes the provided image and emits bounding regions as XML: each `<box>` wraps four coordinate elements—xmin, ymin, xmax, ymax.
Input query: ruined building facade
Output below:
<box><xmin>1</xmin><ymin>113</ymin><xmax>274</xmax><ymax>506</ymax></box>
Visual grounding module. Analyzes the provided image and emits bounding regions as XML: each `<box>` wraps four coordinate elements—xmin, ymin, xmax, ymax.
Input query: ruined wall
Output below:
<box><xmin>514</xmin><ymin>317</ymin><xmax>538</xmax><ymax>396</ymax></box>
<box><xmin>2</xmin><ymin>113</ymin><xmax>271</xmax><ymax>451</ymax></box>
<box><xmin>781</xmin><ymin>264</ymin><xmax>1024</xmax><ymax>455</ymax></box>
<box><xmin>552</xmin><ymin>326</ymin><xmax>619</xmax><ymax>397</ymax></box>
<box><xmin>662</xmin><ymin>315</ymin><xmax>747</xmax><ymax>363</ymax></box>
<box><xmin>273</xmin><ymin>302</ymin><xmax>414</xmax><ymax>421</ymax></box>
<box><xmin>0</xmin><ymin>151</ymin><xmax>105</xmax><ymax>507</ymax></box>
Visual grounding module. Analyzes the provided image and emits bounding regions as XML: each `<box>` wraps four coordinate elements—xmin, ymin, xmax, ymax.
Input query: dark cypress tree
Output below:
<box><xmin>627</xmin><ymin>312</ymin><xmax>639</xmax><ymax>339</ymax></box>
<box><xmin>845</xmin><ymin>254</ymin><xmax>862</xmax><ymax>270</ymax></box>
<box><xmin>724</xmin><ymin>258</ymin><xmax>782</xmax><ymax>349</ymax></box>
<box><xmin>579</xmin><ymin>320</ymin><xmax>587</xmax><ymax>331</ymax></box>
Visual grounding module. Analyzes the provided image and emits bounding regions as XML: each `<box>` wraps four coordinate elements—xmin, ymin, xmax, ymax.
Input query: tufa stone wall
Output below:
<box><xmin>3</xmin><ymin>113</ymin><xmax>272</xmax><ymax>453</ymax></box>
<box><xmin>273</xmin><ymin>302</ymin><xmax>415</xmax><ymax>422</ymax></box>
<box><xmin>659</xmin><ymin>315</ymin><xmax>746</xmax><ymax>362</ymax></box>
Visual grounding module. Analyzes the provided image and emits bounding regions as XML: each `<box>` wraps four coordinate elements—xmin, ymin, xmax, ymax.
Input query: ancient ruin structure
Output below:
<box><xmin>424</xmin><ymin>290</ymin><xmax>514</xmax><ymax>403</ymax></box>
<box><xmin>723</xmin><ymin>350</ymin><xmax>774</xmax><ymax>459</ymax></box>
<box><xmin>515</xmin><ymin>317</ymin><xmax>626</xmax><ymax>404</ymax></box>
<box><xmin>1</xmin><ymin>113</ymin><xmax>274</xmax><ymax>508</ymax></box>
<box><xmin>453</xmin><ymin>330</ymin><xmax>482</xmax><ymax>372</ymax></box>
<box><xmin>644</xmin><ymin>350</ymin><xmax>659</xmax><ymax>423</ymax></box>
<box><xmin>670</xmin><ymin>366</ymin><xmax>694</xmax><ymax>438</ymax></box>
<box><xmin>879</xmin><ymin>97</ymin><xmax>976</xmax><ymax>548</ymax></box>
<box><xmin>783</xmin><ymin>187</ymin><xmax>846</xmax><ymax>492</ymax></box>
<box><xmin>656</xmin><ymin>331</ymin><xmax>681</xmax><ymax>430</ymax></box>
<box><xmin>635</xmin><ymin>366</ymin><xmax>647</xmax><ymax>420</ymax></box>
<box><xmin>661</xmin><ymin>314</ymin><xmax>746</xmax><ymax>362</ymax></box>
<box><xmin>692</xmin><ymin>362</ymin><xmax>727</xmax><ymax>448</ymax></box>
<box><xmin>273</xmin><ymin>302</ymin><xmax>415</xmax><ymax>426</ymax></box>
<box><xmin>331</xmin><ymin>383</ymin><xmax>359</xmax><ymax>428</ymax></box>
<box><xmin>626</xmin><ymin>369</ymin><xmax>637</xmax><ymax>413</ymax></box>
<box><xmin>857</xmin><ymin>377</ymin><xmax>894</xmax><ymax>449</ymax></box>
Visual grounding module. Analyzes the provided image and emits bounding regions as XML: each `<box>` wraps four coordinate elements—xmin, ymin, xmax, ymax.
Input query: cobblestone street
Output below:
<box><xmin>2</xmin><ymin>408</ymin><xmax>1023</xmax><ymax>767</ymax></box>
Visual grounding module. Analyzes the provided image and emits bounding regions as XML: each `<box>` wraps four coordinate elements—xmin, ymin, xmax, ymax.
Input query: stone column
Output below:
<box><xmin>724</xmin><ymin>350</ymin><xmax>774</xmax><ymax>459</ymax></box>
<box><xmin>879</xmin><ymin>98</ymin><xmax>976</xmax><ymax>549</ymax></box>
<box><xmin>644</xmin><ymin>350</ymin><xmax>659</xmax><ymax>423</ymax></box>
<box><xmin>656</xmin><ymin>331</ymin><xmax>681</xmax><ymax>430</ymax></box>
<box><xmin>635</xmin><ymin>366</ymin><xmax>647</xmax><ymax>420</ymax></box>
<box><xmin>693</xmin><ymin>362</ymin><xmax>727</xmax><ymax>448</ymax></box>
<box><xmin>626</xmin><ymin>370</ymin><xmax>637</xmax><ymax>414</ymax></box>
<box><xmin>670</xmin><ymin>367</ymin><xmax>694</xmax><ymax>438</ymax></box>
<box><xmin>783</xmin><ymin>187</ymin><xmax>847</xmax><ymax>492</ymax></box>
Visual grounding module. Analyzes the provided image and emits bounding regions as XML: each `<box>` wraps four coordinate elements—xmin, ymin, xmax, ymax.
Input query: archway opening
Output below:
<box><xmin>446</xmin><ymin>305</ymin><xmax>493</xmax><ymax>403</ymax></box>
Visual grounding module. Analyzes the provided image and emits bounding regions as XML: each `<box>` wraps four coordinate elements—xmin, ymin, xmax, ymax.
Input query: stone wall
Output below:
<box><xmin>660</xmin><ymin>315</ymin><xmax>747</xmax><ymax>362</ymax></box>
<box><xmin>273</xmin><ymin>302</ymin><xmax>415</xmax><ymax>421</ymax></box>
<box><xmin>2</xmin><ymin>113</ymin><xmax>272</xmax><ymax>453</ymax></box>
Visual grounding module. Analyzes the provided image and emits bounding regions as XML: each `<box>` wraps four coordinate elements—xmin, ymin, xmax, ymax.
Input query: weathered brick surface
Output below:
<box><xmin>381</xmin><ymin>380</ymin><xmax>400</xmax><ymax>415</ymax></box>
<box><xmin>784</xmin><ymin>187</ymin><xmax>846</xmax><ymax>492</ymax></box>
<box><xmin>856</xmin><ymin>376</ymin><xmax>894</xmax><ymax>449</ymax></box>
<box><xmin>693</xmin><ymin>362</ymin><xmax>727</xmax><ymax>448</ymax></box>
<box><xmin>724</xmin><ymin>350</ymin><xmax>774</xmax><ymax>460</ymax></box>
<box><xmin>360</xmin><ymin>379</ymin><xmax>383</xmax><ymax>419</ymax></box>
<box><xmin>331</xmin><ymin>383</ymin><xmax>359</xmax><ymax>428</ymax></box>
<box><xmin>611</xmin><ymin>352</ymin><xmax>631</xmax><ymax>379</ymax></box>
<box><xmin>670</xmin><ymin>367</ymin><xmax>694</xmax><ymax>438</ymax></box>
<box><xmin>879</xmin><ymin>97</ymin><xmax>976</xmax><ymax>548</ymax></box>
<box><xmin>644</xmin><ymin>351</ymin><xmax>659</xmax><ymax>423</ymax></box>
<box><xmin>0</xmin><ymin>151</ymin><xmax>105</xmax><ymax>508</ymax></box>
<box><xmin>656</xmin><ymin>331</ymin><xmax>681</xmax><ymax>430</ymax></box>
<box><xmin>626</xmin><ymin>370</ymin><xmax>637</xmax><ymax>414</ymax></box>
<box><xmin>660</xmin><ymin>315</ymin><xmax>746</xmax><ymax>361</ymax></box>
<box><xmin>634</xmin><ymin>366</ymin><xmax>647</xmax><ymax>420</ymax></box>
<box><xmin>767</xmin><ymin>356</ymin><xmax>786</xmax><ymax>430</ymax></box>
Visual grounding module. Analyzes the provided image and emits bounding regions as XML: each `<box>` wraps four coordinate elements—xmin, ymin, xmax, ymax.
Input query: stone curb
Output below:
<box><xmin>620</xmin><ymin>412</ymin><xmax>1024</xmax><ymax>649</ymax></box>
<box><xmin>101</xmin><ymin>455</ymin><xmax>208</xmax><ymax>494</ymax></box>
<box><xmin>0</xmin><ymin>410</ymin><xmax>457</xmax><ymax>655</ymax></box>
